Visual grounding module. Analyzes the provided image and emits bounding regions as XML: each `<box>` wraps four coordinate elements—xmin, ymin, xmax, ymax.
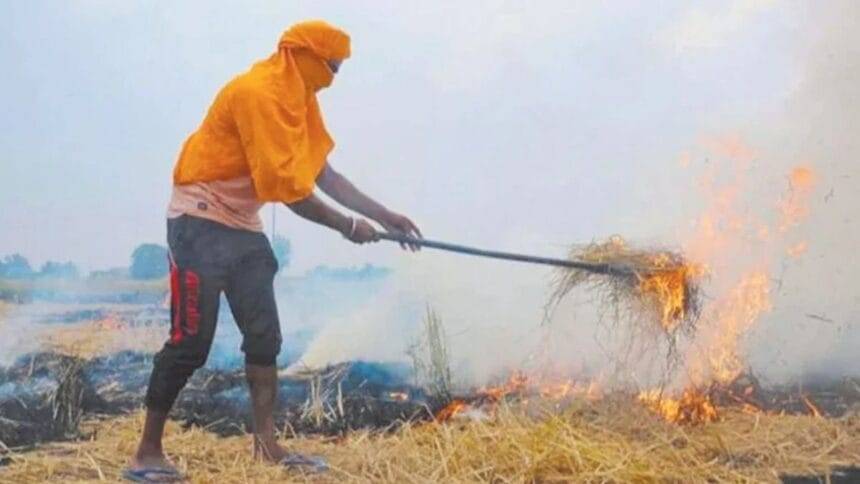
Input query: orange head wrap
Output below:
<box><xmin>173</xmin><ymin>20</ymin><xmax>352</xmax><ymax>203</ymax></box>
<box><xmin>280</xmin><ymin>20</ymin><xmax>351</xmax><ymax>92</ymax></box>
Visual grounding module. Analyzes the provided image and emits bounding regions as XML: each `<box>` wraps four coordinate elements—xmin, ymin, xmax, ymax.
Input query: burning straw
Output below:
<box><xmin>545</xmin><ymin>236</ymin><xmax>704</xmax><ymax>383</ymax></box>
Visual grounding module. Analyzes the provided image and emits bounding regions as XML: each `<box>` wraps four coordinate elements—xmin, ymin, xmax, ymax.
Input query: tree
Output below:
<box><xmin>38</xmin><ymin>261</ymin><xmax>79</xmax><ymax>279</ymax></box>
<box><xmin>271</xmin><ymin>235</ymin><xmax>291</xmax><ymax>275</ymax></box>
<box><xmin>130</xmin><ymin>244</ymin><xmax>169</xmax><ymax>279</ymax></box>
<box><xmin>0</xmin><ymin>254</ymin><xmax>34</xmax><ymax>278</ymax></box>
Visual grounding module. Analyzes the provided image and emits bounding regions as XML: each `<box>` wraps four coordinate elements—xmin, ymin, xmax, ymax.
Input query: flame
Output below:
<box><xmin>786</xmin><ymin>241</ymin><xmax>808</xmax><ymax>258</ymax></box>
<box><xmin>479</xmin><ymin>372</ymin><xmax>528</xmax><ymax>402</ymax></box>
<box><xmin>778</xmin><ymin>166</ymin><xmax>816</xmax><ymax>232</ymax></box>
<box><xmin>705</xmin><ymin>270</ymin><xmax>772</xmax><ymax>384</ymax></box>
<box><xmin>638</xmin><ymin>388</ymin><xmax>718</xmax><ymax>424</ymax></box>
<box><xmin>637</xmin><ymin>260</ymin><xmax>703</xmax><ymax>331</ymax></box>
<box><xmin>635</xmin><ymin>140</ymin><xmax>817</xmax><ymax>424</ymax></box>
<box><xmin>435</xmin><ymin>400</ymin><xmax>469</xmax><ymax>422</ymax></box>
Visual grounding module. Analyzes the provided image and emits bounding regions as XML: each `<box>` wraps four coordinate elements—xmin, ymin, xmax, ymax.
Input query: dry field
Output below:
<box><xmin>3</xmin><ymin>397</ymin><xmax>859</xmax><ymax>483</ymax></box>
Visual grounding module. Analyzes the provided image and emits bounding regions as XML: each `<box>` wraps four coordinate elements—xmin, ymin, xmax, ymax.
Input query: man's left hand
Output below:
<box><xmin>378</xmin><ymin>211</ymin><xmax>422</xmax><ymax>251</ymax></box>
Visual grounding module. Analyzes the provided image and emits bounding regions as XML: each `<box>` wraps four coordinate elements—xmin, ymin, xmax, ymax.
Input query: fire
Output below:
<box><xmin>705</xmin><ymin>271</ymin><xmax>772</xmax><ymax>384</ymax></box>
<box><xmin>479</xmin><ymin>372</ymin><xmax>528</xmax><ymax>401</ymax></box>
<box><xmin>638</xmin><ymin>388</ymin><xmax>718</xmax><ymax>424</ymax></box>
<box><xmin>778</xmin><ymin>166</ymin><xmax>816</xmax><ymax>232</ymax></box>
<box><xmin>636</xmin><ymin>259</ymin><xmax>703</xmax><ymax>332</ymax></box>
<box><xmin>634</xmin><ymin>138</ymin><xmax>818</xmax><ymax>424</ymax></box>
<box><xmin>785</xmin><ymin>241</ymin><xmax>808</xmax><ymax>258</ymax></box>
<box><xmin>435</xmin><ymin>400</ymin><xmax>469</xmax><ymax>422</ymax></box>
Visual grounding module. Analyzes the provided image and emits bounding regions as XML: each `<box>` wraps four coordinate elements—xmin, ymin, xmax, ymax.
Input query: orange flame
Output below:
<box><xmin>638</xmin><ymin>388</ymin><xmax>718</xmax><ymax>424</ymax></box>
<box><xmin>785</xmin><ymin>241</ymin><xmax>808</xmax><ymax>258</ymax></box>
<box><xmin>636</xmin><ymin>140</ymin><xmax>818</xmax><ymax>424</ymax></box>
<box><xmin>778</xmin><ymin>166</ymin><xmax>816</xmax><ymax>232</ymax></box>
<box><xmin>637</xmin><ymin>260</ymin><xmax>703</xmax><ymax>331</ymax></box>
<box><xmin>435</xmin><ymin>400</ymin><xmax>469</xmax><ymax>422</ymax></box>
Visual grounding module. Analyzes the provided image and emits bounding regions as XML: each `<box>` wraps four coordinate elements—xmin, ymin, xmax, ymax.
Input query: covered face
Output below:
<box><xmin>172</xmin><ymin>20</ymin><xmax>353</xmax><ymax>203</ymax></box>
<box><xmin>279</xmin><ymin>20</ymin><xmax>351</xmax><ymax>92</ymax></box>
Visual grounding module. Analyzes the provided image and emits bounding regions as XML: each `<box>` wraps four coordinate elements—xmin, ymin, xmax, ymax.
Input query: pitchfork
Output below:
<box><xmin>378</xmin><ymin>233</ymin><xmax>639</xmax><ymax>278</ymax></box>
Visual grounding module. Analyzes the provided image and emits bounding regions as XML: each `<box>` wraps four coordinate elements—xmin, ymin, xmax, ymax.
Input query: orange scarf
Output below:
<box><xmin>172</xmin><ymin>20</ymin><xmax>351</xmax><ymax>203</ymax></box>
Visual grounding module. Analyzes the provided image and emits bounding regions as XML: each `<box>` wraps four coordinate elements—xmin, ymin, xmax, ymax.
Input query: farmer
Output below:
<box><xmin>126</xmin><ymin>20</ymin><xmax>421</xmax><ymax>481</ymax></box>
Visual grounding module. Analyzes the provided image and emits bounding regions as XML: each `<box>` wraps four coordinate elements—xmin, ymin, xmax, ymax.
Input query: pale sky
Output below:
<box><xmin>0</xmin><ymin>1</ymin><xmax>825</xmax><ymax>272</ymax></box>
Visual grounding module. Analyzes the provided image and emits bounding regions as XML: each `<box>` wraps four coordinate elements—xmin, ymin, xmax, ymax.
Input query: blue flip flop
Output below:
<box><xmin>122</xmin><ymin>467</ymin><xmax>184</xmax><ymax>483</ymax></box>
<box><xmin>280</xmin><ymin>453</ymin><xmax>329</xmax><ymax>473</ymax></box>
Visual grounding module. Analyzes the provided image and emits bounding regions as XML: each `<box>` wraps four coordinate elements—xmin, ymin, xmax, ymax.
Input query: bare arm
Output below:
<box><xmin>285</xmin><ymin>193</ymin><xmax>376</xmax><ymax>244</ymax></box>
<box><xmin>317</xmin><ymin>164</ymin><xmax>422</xmax><ymax>249</ymax></box>
<box><xmin>316</xmin><ymin>164</ymin><xmax>390</xmax><ymax>221</ymax></box>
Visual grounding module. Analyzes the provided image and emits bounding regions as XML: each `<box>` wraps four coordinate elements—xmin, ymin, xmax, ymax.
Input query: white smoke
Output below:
<box><xmin>291</xmin><ymin>1</ymin><xmax>860</xmax><ymax>387</ymax></box>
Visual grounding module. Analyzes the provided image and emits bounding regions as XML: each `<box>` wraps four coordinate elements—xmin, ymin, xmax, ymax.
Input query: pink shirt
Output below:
<box><xmin>166</xmin><ymin>176</ymin><xmax>264</xmax><ymax>232</ymax></box>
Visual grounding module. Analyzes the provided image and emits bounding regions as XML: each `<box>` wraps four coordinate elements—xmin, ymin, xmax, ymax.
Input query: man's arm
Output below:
<box><xmin>285</xmin><ymin>193</ymin><xmax>377</xmax><ymax>244</ymax></box>
<box><xmin>317</xmin><ymin>164</ymin><xmax>422</xmax><ymax>249</ymax></box>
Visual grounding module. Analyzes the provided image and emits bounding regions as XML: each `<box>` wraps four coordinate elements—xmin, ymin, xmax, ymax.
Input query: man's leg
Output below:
<box><xmin>224</xmin><ymin>242</ymin><xmax>287</xmax><ymax>461</ymax></box>
<box><xmin>131</xmin><ymin>258</ymin><xmax>222</xmax><ymax>472</ymax></box>
<box><xmin>245</xmin><ymin>363</ymin><xmax>288</xmax><ymax>461</ymax></box>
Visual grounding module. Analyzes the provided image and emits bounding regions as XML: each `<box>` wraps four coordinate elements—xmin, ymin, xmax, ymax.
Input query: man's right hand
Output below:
<box><xmin>343</xmin><ymin>217</ymin><xmax>378</xmax><ymax>244</ymax></box>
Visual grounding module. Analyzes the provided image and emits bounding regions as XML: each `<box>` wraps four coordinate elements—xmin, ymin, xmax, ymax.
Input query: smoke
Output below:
<box><xmin>2</xmin><ymin>2</ymin><xmax>856</xmax><ymax>394</ymax></box>
<box><xmin>738</xmin><ymin>1</ymin><xmax>860</xmax><ymax>381</ymax></box>
<box><xmin>289</xmin><ymin>2</ymin><xmax>860</xmax><ymax>388</ymax></box>
<box><xmin>0</xmin><ymin>303</ymin><xmax>46</xmax><ymax>366</ymax></box>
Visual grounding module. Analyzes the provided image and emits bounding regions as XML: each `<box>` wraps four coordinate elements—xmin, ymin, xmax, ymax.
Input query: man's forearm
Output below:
<box><xmin>285</xmin><ymin>194</ymin><xmax>351</xmax><ymax>235</ymax></box>
<box><xmin>317</xmin><ymin>165</ymin><xmax>390</xmax><ymax>222</ymax></box>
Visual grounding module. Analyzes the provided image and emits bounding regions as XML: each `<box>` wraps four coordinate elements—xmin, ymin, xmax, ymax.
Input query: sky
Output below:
<box><xmin>0</xmin><ymin>0</ymin><xmax>846</xmax><ymax>274</ymax></box>
<box><xmin>1</xmin><ymin>0</ymin><xmax>858</xmax><ymax>383</ymax></box>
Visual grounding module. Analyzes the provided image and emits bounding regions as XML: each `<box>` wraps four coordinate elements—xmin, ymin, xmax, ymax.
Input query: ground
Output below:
<box><xmin>3</xmin><ymin>398</ymin><xmax>859</xmax><ymax>483</ymax></box>
<box><xmin>2</xmin><ymin>298</ymin><xmax>860</xmax><ymax>482</ymax></box>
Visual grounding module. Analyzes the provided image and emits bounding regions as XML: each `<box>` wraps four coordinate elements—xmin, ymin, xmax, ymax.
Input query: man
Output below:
<box><xmin>125</xmin><ymin>20</ymin><xmax>421</xmax><ymax>481</ymax></box>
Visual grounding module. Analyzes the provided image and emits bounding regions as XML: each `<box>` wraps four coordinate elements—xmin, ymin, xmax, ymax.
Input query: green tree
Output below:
<box><xmin>272</xmin><ymin>235</ymin><xmax>291</xmax><ymax>275</ymax></box>
<box><xmin>0</xmin><ymin>254</ymin><xmax>33</xmax><ymax>278</ymax></box>
<box><xmin>38</xmin><ymin>261</ymin><xmax>79</xmax><ymax>279</ymax></box>
<box><xmin>130</xmin><ymin>244</ymin><xmax>169</xmax><ymax>279</ymax></box>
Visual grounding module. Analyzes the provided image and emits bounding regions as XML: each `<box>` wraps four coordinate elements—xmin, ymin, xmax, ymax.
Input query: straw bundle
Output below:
<box><xmin>548</xmin><ymin>236</ymin><xmax>702</xmax><ymax>334</ymax></box>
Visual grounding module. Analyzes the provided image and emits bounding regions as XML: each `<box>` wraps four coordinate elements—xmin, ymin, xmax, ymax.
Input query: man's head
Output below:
<box><xmin>279</xmin><ymin>20</ymin><xmax>350</xmax><ymax>92</ymax></box>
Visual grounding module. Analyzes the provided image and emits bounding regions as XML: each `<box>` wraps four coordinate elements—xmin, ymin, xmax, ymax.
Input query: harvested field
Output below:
<box><xmin>3</xmin><ymin>400</ymin><xmax>859</xmax><ymax>483</ymax></box>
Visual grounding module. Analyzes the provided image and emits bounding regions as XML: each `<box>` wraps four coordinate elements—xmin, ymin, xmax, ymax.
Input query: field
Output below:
<box><xmin>3</xmin><ymin>401</ymin><xmax>859</xmax><ymax>483</ymax></box>
<box><xmin>2</xmin><ymin>294</ymin><xmax>860</xmax><ymax>483</ymax></box>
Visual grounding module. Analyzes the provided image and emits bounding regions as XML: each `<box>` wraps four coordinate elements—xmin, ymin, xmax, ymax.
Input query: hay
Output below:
<box><xmin>4</xmin><ymin>398</ymin><xmax>858</xmax><ymax>483</ymax></box>
<box><xmin>40</xmin><ymin>318</ymin><xmax>163</xmax><ymax>359</ymax></box>
<box><xmin>545</xmin><ymin>236</ymin><xmax>704</xmax><ymax>386</ymax></box>
<box><xmin>548</xmin><ymin>236</ymin><xmax>702</xmax><ymax>334</ymax></box>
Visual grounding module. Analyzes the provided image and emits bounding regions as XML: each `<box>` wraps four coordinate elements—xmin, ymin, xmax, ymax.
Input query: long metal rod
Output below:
<box><xmin>377</xmin><ymin>232</ymin><xmax>634</xmax><ymax>277</ymax></box>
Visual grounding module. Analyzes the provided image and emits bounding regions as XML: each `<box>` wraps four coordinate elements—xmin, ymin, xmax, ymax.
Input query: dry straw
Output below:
<box><xmin>4</xmin><ymin>399</ymin><xmax>858</xmax><ymax>483</ymax></box>
<box><xmin>544</xmin><ymin>236</ymin><xmax>704</xmax><ymax>386</ymax></box>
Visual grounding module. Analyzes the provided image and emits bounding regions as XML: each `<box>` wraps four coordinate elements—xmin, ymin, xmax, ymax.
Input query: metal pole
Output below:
<box><xmin>377</xmin><ymin>232</ymin><xmax>636</xmax><ymax>277</ymax></box>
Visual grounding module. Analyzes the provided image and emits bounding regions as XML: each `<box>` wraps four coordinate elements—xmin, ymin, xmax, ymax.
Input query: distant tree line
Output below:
<box><xmin>0</xmin><ymin>236</ymin><xmax>394</xmax><ymax>283</ymax></box>
<box><xmin>0</xmin><ymin>235</ymin><xmax>294</xmax><ymax>281</ymax></box>
<box><xmin>0</xmin><ymin>254</ymin><xmax>79</xmax><ymax>279</ymax></box>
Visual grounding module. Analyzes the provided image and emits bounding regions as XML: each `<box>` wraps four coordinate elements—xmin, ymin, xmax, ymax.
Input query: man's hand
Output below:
<box><xmin>377</xmin><ymin>211</ymin><xmax>422</xmax><ymax>251</ymax></box>
<box><xmin>342</xmin><ymin>217</ymin><xmax>378</xmax><ymax>244</ymax></box>
<box><xmin>316</xmin><ymin>164</ymin><xmax>422</xmax><ymax>250</ymax></box>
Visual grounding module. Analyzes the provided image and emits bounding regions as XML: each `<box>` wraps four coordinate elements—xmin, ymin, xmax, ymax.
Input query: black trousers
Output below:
<box><xmin>144</xmin><ymin>214</ymin><xmax>282</xmax><ymax>412</ymax></box>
